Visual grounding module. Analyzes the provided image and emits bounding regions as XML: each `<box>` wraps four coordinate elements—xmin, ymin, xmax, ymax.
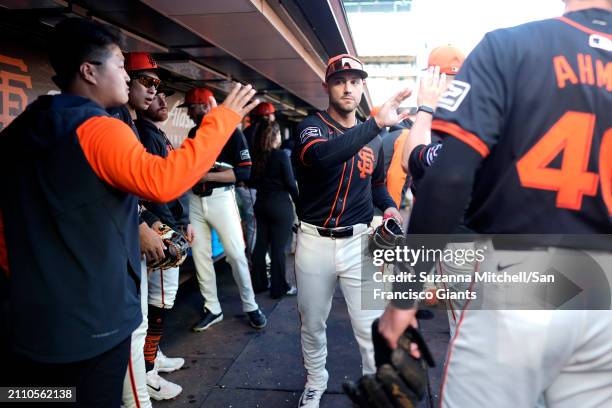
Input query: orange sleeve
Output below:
<box><xmin>386</xmin><ymin>130</ymin><xmax>409</xmax><ymax>208</ymax></box>
<box><xmin>77</xmin><ymin>106</ymin><xmax>241</xmax><ymax>203</ymax></box>
<box><xmin>0</xmin><ymin>211</ymin><xmax>8</xmax><ymax>277</ymax></box>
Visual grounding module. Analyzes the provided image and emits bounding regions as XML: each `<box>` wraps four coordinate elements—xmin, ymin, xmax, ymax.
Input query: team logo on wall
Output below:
<box><xmin>0</xmin><ymin>54</ymin><xmax>32</xmax><ymax>130</ymax></box>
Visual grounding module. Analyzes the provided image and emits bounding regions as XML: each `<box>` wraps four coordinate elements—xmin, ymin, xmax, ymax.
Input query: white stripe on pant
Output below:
<box><xmin>295</xmin><ymin>222</ymin><xmax>383</xmax><ymax>390</ymax></box>
<box><xmin>122</xmin><ymin>259</ymin><xmax>152</xmax><ymax>408</ymax></box>
<box><xmin>189</xmin><ymin>189</ymin><xmax>258</xmax><ymax>314</ymax></box>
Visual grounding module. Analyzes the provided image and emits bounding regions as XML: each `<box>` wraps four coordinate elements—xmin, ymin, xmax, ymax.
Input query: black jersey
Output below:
<box><xmin>188</xmin><ymin>126</ymin><xmax>252</xmax><ymax>188</ymax></box>
<box><xmin>294</xmin><ymin>111</ymin><xmax>396</xmax><ymax>228</ymax></box>
<box><xmin>432</xmin><ymin>9</ymin><xmax>612</xmax><ymax>234</ymax></box>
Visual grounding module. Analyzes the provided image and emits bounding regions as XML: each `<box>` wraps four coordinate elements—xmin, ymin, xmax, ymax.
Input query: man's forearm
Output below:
<box><xmin>401</xmin><ymin>111</ymin><xmax>433</xmax><ymax>173</ymax></box>
<box><xmin>303</xmin><ymin>118</ymin><xmax>381</xmax><ymax>168</ymax></box>
<box><xmin>202</xmin><ymin>169</ymin><xmax>236</xmax><ymax>183</ymax></box>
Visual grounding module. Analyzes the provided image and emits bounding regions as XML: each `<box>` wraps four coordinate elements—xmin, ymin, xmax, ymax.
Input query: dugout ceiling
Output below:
<box><xmin>0</xmin><ymin>0</ymin><xmax>372</xmax><ymax>117</ymax></box>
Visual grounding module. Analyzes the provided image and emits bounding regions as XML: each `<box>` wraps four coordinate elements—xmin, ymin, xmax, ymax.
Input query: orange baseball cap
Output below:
<box><xmin>253</xmin><ymin>102</ymin><xmax>275</xmax><ymax>116</ymax></box>
<box><xmin>124</xmin><ymin>52</ymin><xmax>170</xmax><ymax>79</ymax></box>
<box><xmin>178</xmin><ymin>87</ymin><xmax>214</xmax><ymax>108</ymax></box>
<box><xmin>124</xmin><ymin>52</ymin><xmax>159</xmax><ymax>72</ymax></box>
<box><xmin>325</xmin><ymin>54</ymin><xmax>367</xmax><ymax>81</ymax></box>
<box><xmin>427</xmin><ymin>46</ymin><xmax>465</xmax><ymax>75</ymax></box>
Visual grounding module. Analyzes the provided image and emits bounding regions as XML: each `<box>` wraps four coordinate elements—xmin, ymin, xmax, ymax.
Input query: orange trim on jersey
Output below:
<box><xmin>432</xmin><ymin>119</ymin><xmax>490</xmax><ymax>158</ymax></box>
<box><xmin>300</xmin><ymin>138</ymin><xmax>325</xmax><ymax>165</ymax></box>
<box><xmin>386</xmin><ymin>130</ymin><xmax>409</xmax><ymax>208</ymax></box>
<box><xmin>238</xmin><ymin>161</ymin><xmax>252</xmax><ymax>167</ymax></box>
<box><xmin>77</xmin><ymin>106</ymin><xmax>240</xmax><ymax>203</ymax></box>
<box><xmin>0</xmin><ymin>211</ymin><xmax>8</xmax><ymax>277</ymax></box>
<box><xmin>335</xmin><ymin>157</ymin><xmax>355</xmax><ymax>225</ymax></box>
<box><xmin>556</xmin><ymin>16</ymin><xmax>612</xmax><ymax>39</ymax></box>
<box><xmin>323</xmin><ymin>163</ymin><xmax>347</xmax><ymax>227</ymax></box>
<box><xmin>316</xmin><ymin>112</ymin><xmax>345</xmax><ymax>134</ymax></box>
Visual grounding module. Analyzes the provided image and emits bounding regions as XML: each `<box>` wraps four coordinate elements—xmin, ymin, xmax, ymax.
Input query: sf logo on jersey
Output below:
<box><xmin>357</xmin><ymin>146</ymin><xmax>375</xmax><ymax>179</ymax></box>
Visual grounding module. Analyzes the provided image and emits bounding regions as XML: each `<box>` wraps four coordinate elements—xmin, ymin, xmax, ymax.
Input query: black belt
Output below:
<box><xmin>316</xmin><ymin>226</ymin><xmax>354</xmax><ymax>238</ymax></box>
<box><xmin>192</xmin><ymin>184</ymin><xmax>233</xmax><ymax>197</ymax></box>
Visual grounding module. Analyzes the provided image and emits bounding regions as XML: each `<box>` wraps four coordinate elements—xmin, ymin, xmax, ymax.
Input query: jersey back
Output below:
<box><xmin>432</xmin><ymin>9</ymin><xmax>612</xmax><ymax>234</ymax></box>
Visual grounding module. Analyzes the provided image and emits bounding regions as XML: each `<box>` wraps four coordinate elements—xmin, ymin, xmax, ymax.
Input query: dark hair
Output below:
<box><xmin>251</xmin><ymin>121</ymin><xmax>280</xmax><ymax>181</ymax></box>
<box><xmin>49</xmin><ymin>18</ymin><xmax>122</xmax><ymax>90</ymax></box>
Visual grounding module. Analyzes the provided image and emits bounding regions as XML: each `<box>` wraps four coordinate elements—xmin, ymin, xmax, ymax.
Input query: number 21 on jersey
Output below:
<box><xmin>516</xmin><ymin>111</ymin><xmax>612</xmax><ymax>215</ymax></box>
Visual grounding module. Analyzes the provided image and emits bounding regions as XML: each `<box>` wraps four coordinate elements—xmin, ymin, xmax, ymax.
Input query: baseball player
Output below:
<box><xmin>293</xmin><ymin>53</ymin><xmax>412</xmax><ymax>407</ymax></box>
<box><xmin>180</xmin><ymin>88</ymin><xmax>267</xmax><ymax>332</ymax></box>
<box><xmin>401</xmin><ymin>48</ymin><xmax>472</xmax><ymax>337</ymax></box>
<box><xmin>0</xmin><ymin>17</ymin><xmax>259</xmax><ymax>406</ymax></box>
<box><xmin>136</xmin><ymin>87</ymin><xmax>193</xmax><ymax>399</ymax></box>
<box><xmin>112</xmin><ymin>52</ymin><xmax>185</xmax><ymax>404</ymax></box>
<box><xmin>108</xmin><ymin>51</ymin><xmax>172</xmax><ymax>406</ymax></box>
<box><xmin>379</xmin><ymin>1</ymin><xmax>612</xmax><ymax>407</ymax></box>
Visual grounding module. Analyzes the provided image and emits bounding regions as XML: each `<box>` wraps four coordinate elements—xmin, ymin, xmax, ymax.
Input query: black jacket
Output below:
<box><xmin>0</xmin><ymin>95</ymin><xmax>141</xmax><ymax>363</ymax></box>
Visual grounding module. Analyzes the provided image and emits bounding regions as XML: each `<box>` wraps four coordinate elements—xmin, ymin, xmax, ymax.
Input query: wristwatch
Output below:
<box><xmin>417</xmin><ymin>105</ymin><xmax>435</xmax><ymax>115</ymax></box>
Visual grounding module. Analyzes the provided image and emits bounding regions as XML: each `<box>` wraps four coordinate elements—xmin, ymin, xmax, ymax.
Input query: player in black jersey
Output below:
<box><xmin>378</xmin><ymin>2</ymin><xmax>612</xmax><ymax>407</ymax></box>
<box><xmin>293</xmin><ymin>54</ymin><xmax>412</xmax><ymax>408</ymax></box>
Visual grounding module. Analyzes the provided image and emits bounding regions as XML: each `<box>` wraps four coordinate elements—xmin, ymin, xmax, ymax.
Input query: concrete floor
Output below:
<box><xmin>154</xmin><ymin>257</ymin><xmax>450</xmax><ymax>408</ymax></box>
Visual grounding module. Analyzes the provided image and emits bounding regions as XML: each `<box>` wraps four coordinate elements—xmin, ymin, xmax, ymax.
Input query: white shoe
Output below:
<box><xmin>155</xmin><ymin>348</ymin><xmax>185</xmax><ymax>373</ymax></box>
<box><xmin>297</xmin><ymin>386</ymin><xmax>325</xmax><ymax>407</ymax></box>
<box><xmin>146</xmin><ymin>369</ymin><xmax>182</xmax><ymax>401</ymax></box>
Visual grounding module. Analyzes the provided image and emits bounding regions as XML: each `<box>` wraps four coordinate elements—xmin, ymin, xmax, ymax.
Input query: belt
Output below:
<box><xmin>192</xmin><ymin>184</ymin><xmax>233</xmax><ymax>197</ymax></box>
<box><xmin>298</xmin><ymin>222</ymin><xmax>370</xmax><ymax>239</ymax></box>
<box><xmin>317</xmin><ymin>226</ymin><xmax>353</xmax><ymax>238</ymax></box>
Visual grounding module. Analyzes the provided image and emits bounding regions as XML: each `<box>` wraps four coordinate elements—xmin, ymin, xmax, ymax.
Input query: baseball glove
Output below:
<box><xmin>370</xmin><ymin>217</ymin><xmax>406</xmax><ymax>252</ymax></box>
<box><xmin>343</xmin><ymin>319</ymin><xmax>435</xmax><ymax>408</ymax></box>
<box><xmin>147</xmin><ymin>224</ymin><xmax>189</xmax><ymax>270</ymax></box>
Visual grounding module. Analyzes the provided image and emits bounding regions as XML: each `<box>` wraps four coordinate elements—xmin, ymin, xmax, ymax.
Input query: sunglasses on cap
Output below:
<box><xmin>325</xmin><ymin>55</ymin><xmax>367</xmax><ymax>80</ymax></box>
<box><xmin>132</xmin><ymin>74</ymin><xmax>161</xmax><ymax>90</ymax></box>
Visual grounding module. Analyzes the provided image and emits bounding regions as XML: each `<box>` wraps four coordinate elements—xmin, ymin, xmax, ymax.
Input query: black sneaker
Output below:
<box><xmin>246</xmin><ymin>309</ymin><xmax>267</xmax><ymax>329</ymax></box>
<box><xmin>192</xmin><ymin>308</ymin><xmax>223</xmax><ymax>332</ymax></box>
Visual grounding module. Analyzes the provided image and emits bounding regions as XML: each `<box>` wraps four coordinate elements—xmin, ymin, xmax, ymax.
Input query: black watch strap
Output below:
<box><xmin>417</xmin><ymin>105</ymin><xmax>435</xmax><ymax>115</ymax></box>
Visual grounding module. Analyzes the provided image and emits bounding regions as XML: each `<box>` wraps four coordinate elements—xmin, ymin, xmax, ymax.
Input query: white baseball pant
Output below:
<box><xmin>148</xmin><ymin>266</ymin><xmax>179</xmax><ymax>309</ymax></box>
<box><xmin>295</xmin><ymin>222</ymin><xmax>383</xmax><ymax>390</ymax></box>
<box><xmin>441</xmin><ymin>247</ymin><xmax>612</xmax><ymax>408</ymax></box>
<box><xmin>437</xmin><ymin>241</ymin><xmax>478</xmax><ymax>338</ymax></box>
<box><xmin>189</xmin><ymin>188</ymin><xmax>258</xmax><ymax>314</ymax></box>
<box><xmin>122</xmin><ymin>259</ymin><xmax>152</xmax><ymax>408</ymax></box>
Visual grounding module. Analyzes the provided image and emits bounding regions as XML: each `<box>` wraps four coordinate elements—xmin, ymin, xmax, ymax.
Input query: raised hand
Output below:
<box><xmin>417</xmin><ymin>65</ymin><xmax>448</xmax><ymax>109</ymax></box>
<box><xmin>374</xmin><ymin>88</ymin><xmax>413</xmax><ymax>128</ymax></box>
<box><xmin>217</xmin><ymin>83</ymin><xmax>260</xmax><ymax>117</ymax></box>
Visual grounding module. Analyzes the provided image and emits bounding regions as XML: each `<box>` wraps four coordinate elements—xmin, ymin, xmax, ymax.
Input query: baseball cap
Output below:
<box><xmin>124</xmin><ymin>52</ymin><xmax>170</xmax><ymax>79</ymax></box>
<box><xmin>325</xmin><ymin>54</ymin><xmax>368</xmax><ymax>81</ymax></box>
<box><xmin>427</xmin><ymin>46</ymin><xmax>465</xmax><ymax>75</ymax></box>
<box><xmin>254</xmin><ymin>102</ymin><xmax>275</xmax><ymax>116</ymax></box>
<box><xmin>178</xmin><ymin>87</ymin><xmax>213</xmax><ymax>108</ymax></box>
<box><xmin>125</xmin><ymin>52</ymin><xmax>158</xmax><ymax>72</ymax></box>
